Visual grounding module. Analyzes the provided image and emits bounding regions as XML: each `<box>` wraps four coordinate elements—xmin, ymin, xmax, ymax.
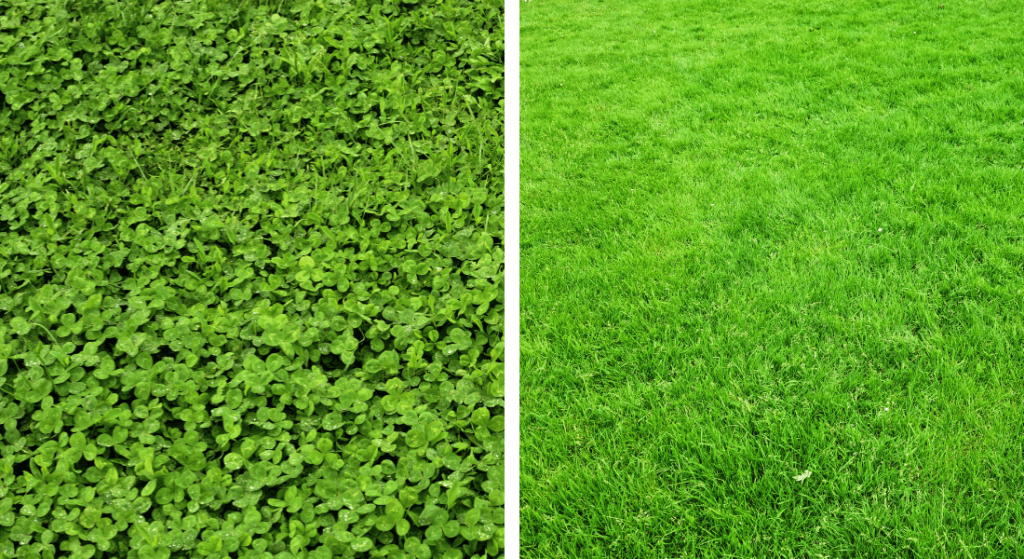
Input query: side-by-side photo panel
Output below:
<box><xmin>520</xmin><ymin>0</ymin><xmax>1024</xmax><ymax>557</ymax></box>
<box><xmin>0</xmin><ymin>1</ymin><xmax>505</xmax><ymax>558</ymax></box>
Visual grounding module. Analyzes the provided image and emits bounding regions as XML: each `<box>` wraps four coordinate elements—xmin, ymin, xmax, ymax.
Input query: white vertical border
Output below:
<box><xmin>504</xmin><ymin>0</ymin><xmax>520</xmax><ymax>554</ymax></box>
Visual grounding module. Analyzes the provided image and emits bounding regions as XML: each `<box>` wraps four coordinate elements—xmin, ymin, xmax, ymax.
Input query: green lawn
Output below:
<box><xmin>520</xmin><ymin>0</ymin><xmax>1024</xmax><ymax>557</ymax></box>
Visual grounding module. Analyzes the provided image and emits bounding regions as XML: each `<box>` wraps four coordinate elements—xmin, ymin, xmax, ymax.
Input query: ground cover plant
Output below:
<box><xmin>0</xmin><ymin>0</ymin><xmax>504</xmax><ymax>558</ymax></box>
<box><xmin>521</xmin><ymin>0</ymin><xmax>1023</xmax><ymax>557</ymax></box>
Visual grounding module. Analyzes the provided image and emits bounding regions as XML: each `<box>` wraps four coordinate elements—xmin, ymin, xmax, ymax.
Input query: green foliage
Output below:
<box><xmin>0</xmin><ymin>0</ymin><xmax>504</xmax><ymax>557</ymax></box>
<box><xmin>521</xmin><ymin>0</ymin><xmax>1024</xmax><ymax>557</ymax></box>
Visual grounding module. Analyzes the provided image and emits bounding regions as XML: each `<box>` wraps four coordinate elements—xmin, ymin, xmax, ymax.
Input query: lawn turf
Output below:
<box><xmin>520</xmin><ymin>0</ymin><xmax>1024</xmax><ymax>557</ymax></box>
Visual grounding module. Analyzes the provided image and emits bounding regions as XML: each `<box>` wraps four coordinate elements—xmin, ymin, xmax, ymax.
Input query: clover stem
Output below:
<box><xmin>29</xmin><ymin>322</ymin><xmax>60</xmax><ymax>345</ymax></box>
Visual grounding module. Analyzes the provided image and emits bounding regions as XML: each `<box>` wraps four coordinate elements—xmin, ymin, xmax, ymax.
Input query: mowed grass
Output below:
<box><xmin>520</xmin><ymin>0</ymin><xmax>1024</xmax><ymax>557</ymax></box>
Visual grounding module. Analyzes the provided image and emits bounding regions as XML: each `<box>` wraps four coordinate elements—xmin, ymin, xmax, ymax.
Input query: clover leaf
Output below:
<box><xmin>351</xmin><ymin>537</ymin><xmax>374</xmax><ymax>553</ymax></box>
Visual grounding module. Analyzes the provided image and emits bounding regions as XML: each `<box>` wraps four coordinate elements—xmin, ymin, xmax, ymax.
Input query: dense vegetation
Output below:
<box><xmin>0</xmin><ymin>0</ymin><xmax>504</xmax><ymax>558</ymax></box>
<box><xmin>521</xmin><ymin>0</ymin><xmax>1023</xmax><ymax>557</ymax></box>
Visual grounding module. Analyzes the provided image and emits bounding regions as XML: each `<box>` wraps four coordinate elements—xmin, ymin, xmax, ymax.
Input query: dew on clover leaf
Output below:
<box><xmin>223</xmin><ymin>453</ymin><xmax>245</xmax><ymax>470</ymax></box>
<box><xmin>339</xmin><ymin>488</ymin><xmax>364</xmax><ymax>509</ymax></box>
<box><xmin>350</xmin><ymin>537</ymin><xmax>374</xmax><ymax>553</ymax></box>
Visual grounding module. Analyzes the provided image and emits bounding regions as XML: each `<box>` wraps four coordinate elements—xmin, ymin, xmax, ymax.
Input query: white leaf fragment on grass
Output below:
<box><xmin>793</xmin><ymin>469</ymin><xmax>812</xmax><ymax>482</ymax></box>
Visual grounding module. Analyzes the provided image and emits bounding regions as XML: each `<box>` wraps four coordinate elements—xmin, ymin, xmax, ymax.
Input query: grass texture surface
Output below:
<box><xmin>521</xmin><ymin>0</ymin><xmax>1024</xmax><ymax>557</ymax></box>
